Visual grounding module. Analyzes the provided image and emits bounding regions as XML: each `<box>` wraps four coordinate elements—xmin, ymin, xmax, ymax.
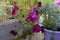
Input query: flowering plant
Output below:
<box><xmin>9</xmin><ymin>0</ymin><xmax>60</xmax><ymax>40</ymax></box>
<box><xmin>9</xmin><ymin>0</ymin><xmax>42</xmax><ymax>40</ymax></box>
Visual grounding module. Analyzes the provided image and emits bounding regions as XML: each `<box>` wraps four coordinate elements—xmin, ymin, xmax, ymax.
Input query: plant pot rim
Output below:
<box><xmin>44</xmin><ymin>29</ymin><xmax>60</xmax><ymax>33</ymax></box>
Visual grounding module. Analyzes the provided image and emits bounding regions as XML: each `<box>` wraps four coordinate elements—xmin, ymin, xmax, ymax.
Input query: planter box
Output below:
<box><xmin>44</xmin><ymin>29</ymin><xmax>60</xmax><ymax>40</ymax></box>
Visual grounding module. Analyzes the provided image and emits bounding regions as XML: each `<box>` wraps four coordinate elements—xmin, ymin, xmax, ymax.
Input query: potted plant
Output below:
<box><xmin>10</xmin><ymin>0</ymin><xmax>60</xmax><ymax>40</ymax></box>
<box><xmin>39</xmin><ymin>0</ymin><xmax>60</xmax><ymax>40</ymax></box>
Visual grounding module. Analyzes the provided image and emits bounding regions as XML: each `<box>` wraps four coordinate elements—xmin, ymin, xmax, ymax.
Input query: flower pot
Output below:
<box><xmin>44</xmin><ymin>29</ymin><xmax>60</xmax><ymax>40</ymax></box>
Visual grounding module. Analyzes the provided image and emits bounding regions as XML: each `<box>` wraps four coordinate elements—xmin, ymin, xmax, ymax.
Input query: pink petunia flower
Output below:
<box><xmin>32</xmin><ymin>24</ymin><xmax>41</xmax><ymax>33</ymax></box>
<box><xmin>26</xmin><ymin>11</ymin><xmax>39</xmax><ymax>22</ymax></box>
<box><xmin>55</xmin><ymin>0</ymin><xmax>60</xmax><ymax>7</ymax></box>
<box><xmin>12</xmin><ymin>6</ymin><xmax>19</xmax><ymax>15</ymax></box>
<box><xmin>30</xmin><ymin>6</ymin><xmax>37</xmax><ymax>9</ymax></box>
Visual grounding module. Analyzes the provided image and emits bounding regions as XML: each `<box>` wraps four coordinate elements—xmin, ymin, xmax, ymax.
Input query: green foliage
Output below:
<box><xmin>38</xmin><ymin>0</ymin><xmax>60</xmax><ymax>30</ymax></box>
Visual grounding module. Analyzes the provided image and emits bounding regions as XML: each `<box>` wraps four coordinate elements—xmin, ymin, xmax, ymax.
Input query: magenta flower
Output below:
<box><xmin>26</xmin><ymin>11</ymin><xmax>39</xmax><ymax>22</ymax></box>
<box><xmin>32</xmin><ymin>24</ymin><xmax>41</xmax><ymax>33</ymax></box>
<box><xmin>12</xmin><ymin>6</ymin><xmax>19</xmax><ymax>15</ymax></box>
<box><xmin>26</xmin><ymin>16</ymin><xmax>31</xmax><ymax>22</ymax></box>
<box><xmin>55</xmin><ymin>0</ymin><xmax>60</xmax><ymax>7</ymax></box>
<box><xmin>30</xmin><ymin>6</ymin><xmax>37</xmax><ymax>9</ymax></box>
<box><xmin>10</xmin><ymin>30</ymin><xmax>17</xmax><ymax>36</ymax></box>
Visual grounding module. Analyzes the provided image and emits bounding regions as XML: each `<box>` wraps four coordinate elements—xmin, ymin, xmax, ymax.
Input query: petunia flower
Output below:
<box><xmin>12</xmin><ymin>5</ymin><xmax>19</xmax><ymax>15</ymax></box>
<box><xmin>41</xmin><ymin>26</ymin><xmax>44</xmax><ymax>33</ymax></box>
<box><xmin>38</xmin><ymin>2</ymin><xmax>43</xmax><ymax>11</ymax></box>
<box><xmin>26</xmin><ymin>11</ymin><xmax>39</xmax><ymax>22</ymax></box>
<box><xmin>55</xmin><ymin>0</ymin><xmax>60</xmax><ymax>7</ymax></box>
<box><xmin>10</xmin><ymin>30</ymin><xmax>17</xmax><ymax>36</ymax></box>
<box><xmin>32</xmin><ymin>24</ymin><xmax>41</xmax><ymax>33</ymax></box>
<box><xmin>26</xmin><ymin>16</ymin><xmax>31</xmax><ymax>22</ymax></box>
<box><xmin>30</xmin><ymin>6</ymin><xmax>37</xmax><ymax>12</ymax></box>
<box><xmin>13</xmin><ymin>2</ymin><xmax>17</xmax><ymax>5</ymax></box>
<box><xmin>30</xmin><ymin>6</ymin><xmax>37</xmax><ymax>9</ymax></box>
<box><xmin>38</xmin><ymin>2</ymin><xmax>42</xmax><ymax>7</ymax></box>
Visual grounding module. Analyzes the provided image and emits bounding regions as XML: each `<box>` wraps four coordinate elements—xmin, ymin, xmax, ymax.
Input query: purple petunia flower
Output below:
<box><xmin>10</xmin><ymin>30</ymin><xmax>17</xmax><ymax>36</ymax></box>
<box><xmin>38</xmin><ymin>2</ymin><xmax>42</xmax><ymax>7</ymax></box>
<box><xmin>38</xmin><ymin>2</ymin><xmax>43</xmax><ymax>11</ymax></box>
<box><xmin>12</xmin><ymin>5</ymin><xmax>19</xmax><ymax>15</ymax></box>
<box><xmin>55</xmin><ymin>0</ymin><xmax>60</xmax><ymax>7</ymax></box>
<box><xmin>32</xmin><ymin>24</ymin><xmax>41</xmax><ymax>33</ymax></box>
<box><xmin>41</xmin><ymin>26</ymin><xmax>44</xmax><ymax>33</ymax></box>
<box><xmin>26</xmin><ymin>11</ymin><xmax>39</xmax><ymax>22</ymax></box>
<box><xmin>13</xmin><ymin>2</ymin><xmax>17</xmax><ymax>5</ymax></box>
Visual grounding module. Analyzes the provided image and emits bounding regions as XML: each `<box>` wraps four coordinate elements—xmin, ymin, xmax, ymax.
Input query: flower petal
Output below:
<box><xmin>32</xmin><ymin>24</ymin><xmax>41</xmax><ymax>33</ymax></box>
<box><xmin>55</xmin><ymin>0</ymin><xmax>60</xmax><ymax>7</ymax></box>
<box><xmin>30</xmin><ymin>6</ymin><xmax>37</xmax><ymax>9</ymax></box>
<box><xmin>10</xmin><ymin>30</ymin><xmax>17</xmax><ymax>36</ymax></box>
